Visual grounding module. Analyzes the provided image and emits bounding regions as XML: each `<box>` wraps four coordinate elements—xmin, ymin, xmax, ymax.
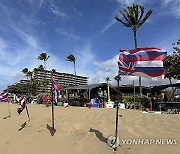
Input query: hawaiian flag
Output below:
<box><xmin>17</xmin><ymin>95</ymin><xmax>26</xmax><ymax>115</ymax></box>
<box><xmin>118</xmin><ymin>47</ymin><xmax>167</xmax><ymax>78</ymax></box>
<box><xmin>51</xmin><ymin>75</ymin><xmax>61</xmax><ymax>103</ymax></box>
<box><xmin>0</xmin><ymin>92</ymin><xmax>8</xmax><ymax>102</ymax></box>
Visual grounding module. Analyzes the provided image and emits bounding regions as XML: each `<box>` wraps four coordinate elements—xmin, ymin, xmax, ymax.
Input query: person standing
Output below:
<box><xmin>103</xmin><ymin>90</ymin><xmax>107</xmax><ymax>108</ymax></box>
<box><xmin>97</xmin><ymin>88</ymin><xmax>103</xmax><ymax>108</ymax></box>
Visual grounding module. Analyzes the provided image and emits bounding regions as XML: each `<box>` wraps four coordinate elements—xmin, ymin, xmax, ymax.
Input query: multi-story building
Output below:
<box><xmin>33</xmin><ymin>70</ymin><xmax>88</xmax><ymax>93</ymax></box>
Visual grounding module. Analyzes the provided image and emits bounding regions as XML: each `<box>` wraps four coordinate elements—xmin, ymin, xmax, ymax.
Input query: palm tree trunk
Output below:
<box><xmin>27</xmin><ymin>76</ymin><xmax>29</xmax><ymax>96</ymax></box>
<box><xmin>133</xmin><ymin>30</ymin><xmax>137</xmax><ymax>48</ymax></box>
<box><xmin>44</xmin><ymin>60</ymin><xmax>47</xmax><ymax>93</ymax></box>
<box><xmin>117</xmin><ymin>80</ymin><xmax>119</xmax><ymax>91</ymax></box>
<box><xmin>133</xmin><ymin>30</ymin><xmax>142</xmax><ymax>97</ymax></box>
<box><xmin>74</xmin><ymin>61</ymin><xmax>76</xmax><ymax>86</ymax></box>
<box><xmin>30</xmin><ymin>77</ymin><xmax>33</xmax><ymax>96</ymax></box>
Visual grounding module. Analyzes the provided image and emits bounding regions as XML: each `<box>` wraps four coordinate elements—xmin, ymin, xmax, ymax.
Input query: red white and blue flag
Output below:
<box><xmin>51</xmin><ymin>75</ymin><xmax>61</xmax><ymax>103</ymax></box>
<box><xmin>17</xmin><ymin>95</ymin><xmax>26</xmax><ymax>115</ymax></box>
<box><xmin>118</xmin><ymin>47</ymin><xmax>167</xmax><ymax>78</ymax></box>
<box><xmin>0</xmin><ymin>92</ymin><xmax>8</xmax><ymax>102</ymax></box>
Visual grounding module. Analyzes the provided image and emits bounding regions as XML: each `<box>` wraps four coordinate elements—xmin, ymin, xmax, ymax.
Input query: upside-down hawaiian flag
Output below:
<box><xmin>118</xmin><ymin>47</ymin><xmax>167</xmax><ymax>78</ymax></box>
<box><xmin>17</xmin><ymin>95</ymin><xmax>26</xmax><ymax>115</ymax></box>
<box><xmin>51</xmin><ymin>75</ymin><xmax>61</xmax><ymax>104</ymax></box>
<box><xmin>0</xmin><ymin>92</ymin><xmax>8</xmax><ymax>102</ymax></box>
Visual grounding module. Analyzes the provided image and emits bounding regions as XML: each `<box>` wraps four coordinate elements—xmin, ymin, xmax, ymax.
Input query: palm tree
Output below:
<box><xmin>115</xmin><ymin>3</ymin><xmax>153</xmax><ymax>97</ymax></box>
<box><xmin>66</xmin><ymin>54</ymin><xmax>76</xmax><ymax>85</ymax></box>
<box><xmin>22</xmin><ymin>68</ymin><xmax>30</xmax><ymax>95</ymax></box>
<box><xmin>38</xmin><ymin>53</ymin><xmax>50</xmax><ymax>92</ymax></box>
<box><xmin>106</xmin><ymin>77</ymin><xmax>111</xmax><ymax>83</ymax></box>
<box><xmin>38</xmin><ymin>53</ymin><xmax>50</xmax><ymax>70</ymax></box>
<box><xmin>22</xmin><ymin>68</ymin><xmax>29</xmax><ymax>78</ymax></box>
<box><xmin>51</xmin><ymin>69</ymin><xmax>56</xmax><ymax>76</ymax></box>
<box><xmin>37</xmin><ymin>65</ymin><xmax>44</xmax><ymax>71</ymax></box>
<box><xmin>114</xmin><ymin>74</ymin><xmax>121</xmax><ymax>89</ymax></box>
<box><xmin>27</xmin><ymin>71</ymin><xmax>33</xmax><ymax>95</ymax></box>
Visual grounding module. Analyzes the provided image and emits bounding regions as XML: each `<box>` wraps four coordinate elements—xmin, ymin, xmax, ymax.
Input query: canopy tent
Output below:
<box><xmin>152</xmin><ymin>83</ymin><xmax>180</xmax><ymax>91</ymax></box>
<box><xmin>64</xmin><ymin>83</ymin><xmax>107</xmax><ymax>90</ymax></box>
<box><xmin>63</xmin><ymin>83</ymin><xmax>108</xmax><ymax>105</ymax></box>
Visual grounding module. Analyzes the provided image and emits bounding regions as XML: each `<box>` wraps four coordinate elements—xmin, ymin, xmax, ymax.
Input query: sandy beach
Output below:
<box><xmin>0</xmin><ymin>102</ymin><xmax>180</xmax><ymax>154</ymax></box>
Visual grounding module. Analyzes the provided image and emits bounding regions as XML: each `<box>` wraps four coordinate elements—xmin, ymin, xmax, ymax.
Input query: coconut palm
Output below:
<box><xmin>66</xmin><ymin>54</ymin><xmax>76</xmax><ymax>85</ymax></box>
<box><xmin>37</xmin><ymin>65</ymin><xmax>44</xmax><ymax>71</ymax></box>
<box><xmin>38</xmin><ymin>53</ymin><xmax>50</xmax><ymax>70</ymax></box>
<box><xmin>106</xmin><ymin>77</ymin><xmax>111</xmax><ymax>84</ymax></box>
<box><xmin>115</xmin><ymin>3</ymin><xmax>153</xmax><ymax>97</ymax></box>
<box><xmin>27</xmin><ymin>71</ymin><xmax>33</xmax><ymax>95</ymax></box>
<box><xmin>22</xmin><ymin>68</ymin><xmax>31</xmax><ymax>95</ymax></box>
<box><xmin>114</xmin><ymin>74</ymin><xmax>121</xmax><ymax>89</ymax></box>
<box><xmin>38</xmin><ymin>53</ymin><xmax>50</xmax><ymax>92</ymax></box>
<box><xmin>22</xmin><ymin>68</ymin><xmax>29</xmax><ymax>78</ymax></box>
<box><xmin>51</xmin><ymin>69</ymin><xmax>56</xmax><ymax>76</ymax></box>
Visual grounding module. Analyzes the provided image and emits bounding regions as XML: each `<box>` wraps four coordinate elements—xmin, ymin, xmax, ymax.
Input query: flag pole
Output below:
<box><xmin>51</xmin><ymin>86</ymin><xmax>55</xmax><ymax>130</ymax></box>
<box><xmin>25</xmin><ymin>105</ymin><xmax>30</xmax><ymax>121</ymax></box>
<box><xmin>7</xmin><ymin>99</ymin><xmax>11</xmax><ymax>117</ymax></box>
<box><xmin>114</xmin><ymin>101</ymin><xmax>119</xmax><ymax>151</ymax></box>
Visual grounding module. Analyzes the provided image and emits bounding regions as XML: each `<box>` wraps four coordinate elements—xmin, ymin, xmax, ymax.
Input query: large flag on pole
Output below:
<box><xmin>0</xmin><ymin>92</ymin><xmax>8</xmax><ymax>102</ymax></box>
<box><xmin>118</xmin><ymin>47</ymin><xmax>167</xmax><ymax>78</ymax></box>
<box><xmin>51</xmin><ymin>75</ymin><xmax>61</xmax><ymax>103</ymax></box>
<box><xmin>17</xmin><ymin>95</ymin><xmax>26</xmax><ymax>115</ymax></box>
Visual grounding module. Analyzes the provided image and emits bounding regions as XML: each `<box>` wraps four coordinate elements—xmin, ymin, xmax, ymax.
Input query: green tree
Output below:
<box><xmin>115</xmin><ymin>3</ymin><xmax>153</xmax><ymax>97</ymax></box>
<box><xmin>37</xmin><ymin>65</ymin><xmax>44</xmax><ymax>71</ymax></box>
<box><xmin>22</xmin><ymin>68</ymin><xmax>30</xmax><ymax>94</ymax></box>
<box><xmin>66</xmin><ymin>54</ymin><xmax>76</xmax><ymax>85</ymax></box>
<box><xmin>51</xmin><ymin>69</ymin><xmax>56</xmax><ymax>76</ymax></box>
<box><xmin>114</xmin><ymin>74</ymin><xmax>121</xmax><ymax>89</ymax></box>
<box><xmin>21</xmin><ymin>68</ymin><xmax>34</xmax><ymax>96</ymax></box>
<box><xmin>38</xmin><ymin>53</ymin><xmax>50</xmax><ymax>70</ymax></box>
<box><xmin>38</xmin><ymin>53</ymin><xmax>50</xmax><ymax>92</ymax></box>
<box><xmin>164</xmin><ymin>40</ymin><xmax>180</xmax><ymax>82</ymax></box>
<box><xmin>27</xmin><ymin>71</ymin><xmax>33</xmax><ymax>95</ymax></box>
<box><xmin>106</xmin><ymin>77</ymin><xmax>111</xmax><ymax>84</ymax></box>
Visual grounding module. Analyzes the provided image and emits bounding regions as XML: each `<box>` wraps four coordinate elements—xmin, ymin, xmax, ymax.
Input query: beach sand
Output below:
<box><xmin>0</xmin><ymin>103</ymin><xmax>180</xmax><ymax>154</ymax></box>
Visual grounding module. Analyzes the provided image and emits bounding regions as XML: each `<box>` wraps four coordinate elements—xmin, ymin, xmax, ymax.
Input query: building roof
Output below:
<box><xmin>152</xmin><ymin>83</ymin><xmax>180</xmax><ymax>91</ymax></box>
<box><xmin>64</xmin><ymin>83</ymin><xmax>107</xmax><ymax>90</ymax></box>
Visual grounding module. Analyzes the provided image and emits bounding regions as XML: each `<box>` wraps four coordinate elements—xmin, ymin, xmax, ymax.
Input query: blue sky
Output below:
<box><xmin>0</xmin><ymin>0</ymin><xmax>180</xmax><ymax>92</ymax></box>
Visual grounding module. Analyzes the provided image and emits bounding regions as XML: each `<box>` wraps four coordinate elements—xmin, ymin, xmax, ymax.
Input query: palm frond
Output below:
<box><xmin>115</xmin><ymin>15</ymin><xmax>131</xmax><ymax>27</ymax></box>
<box><xmin>138</xmin><ymin>5</ymin><xmax>144</xmax><ymax>23</ymax></box>
<box><xmin>138</xmin><ymin>10</ymin><xmax>153</xmax><ymax>27</ymax></box>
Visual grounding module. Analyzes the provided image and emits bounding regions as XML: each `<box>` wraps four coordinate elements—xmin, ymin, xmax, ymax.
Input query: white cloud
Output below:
<box><xmin>101</xmin><ymin>19</ymin><xmax>116</xmax><ymax>33</ymax></box>
<box><xmin>47</xmin><ymin>0</ymin><xmax>68</xmax><ymax>18</ymax></box>
<box><xmin>76</xmin><ymin>43</ymin><xmax>95</xmax><ymax>67</ymax></box>
<box><xmin>161</xmin><ymin>0</ymin><xmax>174</xmax><ymax>6</ymax></box>
<box><xmin>161</xmin><ymin>0</ymin><xmax>180</xmax><ymax>18</ymax></box>
<box><xmin>71</xmin><ymin>7</ymin><xmax>83</xmax><ymax>17</ymax></box>
<box><xmin>56</xmin><ymin>28</ymin><xmax>81</xmax><ymax>40</ymax></box>
<box><xmin>88</xmin><ymin>55</ymin><xmax>178</xmax><ymax>87</ymax></box>
<box><xmin>116</xmin><ymin>0</ymin><xmax>147</xmax><ymax>6</ymax></box>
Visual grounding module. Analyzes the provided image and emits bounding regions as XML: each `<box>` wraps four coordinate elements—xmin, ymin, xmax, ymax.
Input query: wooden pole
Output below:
<box><xmin>25</xmin><ymin>106</ymin><xmax>30</xmax><ymax>121</ymax></box>
<box><xmin>114</xmin><ymin>101</ymin><xmax>119</xmax><ymax>151</ymax></box>
<box><xmin>133</xmin><ymin>81</ymin><xmax>135</xmax><ymax>103</ymax></box>
<box><xmin>51</xmin><ymin>89</ymin><xmax>55</xmax><ymax>130</ymax></box>
<box><xmin>8</xmin><ymin>99</ymin><xmax>11</xmax><ymax>117</ymax></box>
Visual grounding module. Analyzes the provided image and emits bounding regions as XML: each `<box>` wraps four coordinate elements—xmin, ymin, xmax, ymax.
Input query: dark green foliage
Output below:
<box><xmin>164</xmin><ymin>40</ymin><xmax>180</xmax><ymax>81</ymax></box>
<box><xmin>7</xmin><ymin>81</ymin><xmax>39</xmax><ymax>96</ymax></box>
<box><xmin>122</xmin><ymin>96</ymin><xmax>150</xmax><ymax>108</ymax></box>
